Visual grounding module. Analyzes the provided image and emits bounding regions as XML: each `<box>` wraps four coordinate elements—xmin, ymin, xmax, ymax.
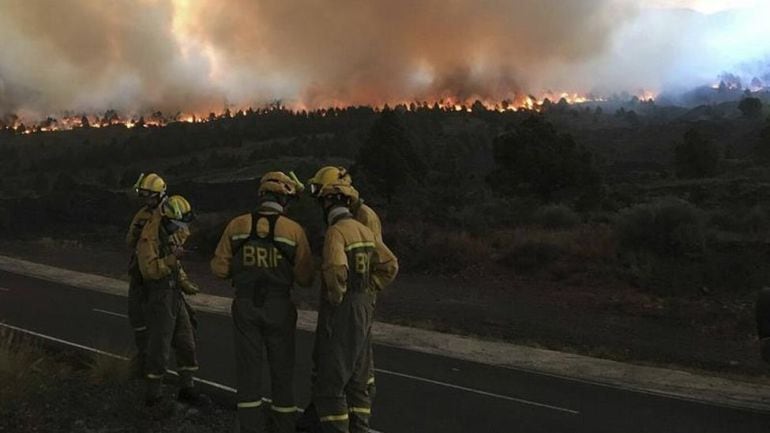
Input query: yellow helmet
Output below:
<box><xmin>134</xmin><ymin>173</ymin><xmax>167</xmax><ymax>196</ymax></box>
<box><xmin>259</xmin><ymin>171</ymin><xmax>304</xmax><ymax>196</ymax></box>
<box><xmin>308</xmin><ymin>166</ymin><xmax>352</xmax><ymax>197</ymax></box>
<box><xmin>161</xmin><ymin>195</ymin><xmax>194</xmax><ymax>222</ymax></box>
<box><xmin>318</xmin><ymin>182</ymin><xmax>359</xmax><ymax>203</ymax></box>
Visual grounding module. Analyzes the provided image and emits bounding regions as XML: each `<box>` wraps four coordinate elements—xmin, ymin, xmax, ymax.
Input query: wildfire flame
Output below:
<box><xmin>1</xmin><ymin>90</ymin><xmax>655</xmax><ymax>135</ymax></box>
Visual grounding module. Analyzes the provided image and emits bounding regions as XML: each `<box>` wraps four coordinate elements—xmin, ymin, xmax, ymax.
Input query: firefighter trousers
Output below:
<box><xmin>303</xmin><ymin>315</ymin><xmax>377</xmax><ymax>429</ymax></box>
<box><xmin>313</xmin><ymin>292</ymin><xmax>374</xmax><ymax>433</ymax></box>
<box><xmin>144</xmin><ymin>283</ymin><xmax>198</xmax><ymax>398</ymax></box>
<box><xmin>128</xmin><ymin>273</ymin><xmax>148</xmax><ymax>367</ymax></box>
<box><xmin>232</xmin><ymin>294</ymin><xmax>298</xmax><ymax>433</ymax></box>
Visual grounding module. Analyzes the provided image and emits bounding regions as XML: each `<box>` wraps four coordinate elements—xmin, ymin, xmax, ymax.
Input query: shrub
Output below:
<box><xmin>387</xmin><ymin>223</ymin><xmax>492</xmax><ymax>275</ymax></box>
<box><xmin>444</xmin><ymin>196</ymin><xmax>538</xmax><ymax>232</ymax></box>
<box><xmin>738</xmin><ymin>97</ymin><xmax>763</xmax><ymax>118</ymax></box>
<box><xmin>533</xmin><ymin>204</ymin><xmax>581</xmax><ymax>229</ymax></box>
<box><xmin>709</xmin><ymin>206</ymin><xmax>770</xmax><ymax>235</ymax></box>
<box><xmin>754</xmin><ymin>119</ymin><xmax>770</xmax><ymax>162</ymax></box>
<box><xmin>616</xmin><ymin>198</ymin><xmax>706</xmax><ymax>257</ymax></box>
<box><xmin>674</xmin><ymin>129</ymin><xmax>720</xmax><ymax>179</ymax></box>
<box><xmin>497</xmin><ymin>239</ymin><xmax>563</xmax><ymax>272</ymax></box>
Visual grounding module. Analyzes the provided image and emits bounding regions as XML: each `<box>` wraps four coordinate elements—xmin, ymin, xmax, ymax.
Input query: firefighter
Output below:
<box><xmin>210</xmin><ymin>172</ymin><xmax>314</xmax><ymax>433</ymax></box>
<box><xmin>136</xmin><ymin>194</ymin><xmax>201</xmax><ymax>406</ymax></box>
<box><xmin>126</xmin><ymin>173</ymin><xmax>166</xmax><ymax>377</ymax></box>
<box><xmin>312</xmin><ymin>183</ymin><xmax>398</xmax><ymax>433</ymax></box>
<box><xmin>127</xmin><ymin>173</ymin><xmax>199</xmax><ymax>377</ymax></box>
<box><xmin>299</xmin><ymin>167</ymin><xmax>384</xmax><ymax>432</ymax></box>
<box><xmin>758</xmin><ymin>287</ymin><xmax>770</xmax><ymax>364</ymax></box>
<box><xmin>308</xmin><ymin>167</ymin><xmax>382</xmax><ymax>243</ymax></box>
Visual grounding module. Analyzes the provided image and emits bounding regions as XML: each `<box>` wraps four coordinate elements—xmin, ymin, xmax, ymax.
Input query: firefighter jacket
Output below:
<box><xmin>136</xmin><ymin>209</ymin><xmax>182</xmax><ymax>283</ymax></box>
<box><xmin>321</xmin><ymin>215</ymin><xmax>398</xmax><ymax>305</ymax></box>
<box><xmin>127</xmin><ymin>206</ymin><xmax>155</xmax><ymax>249</ymax></box>
<box><xmin>351</xmin><ymin>199</ymin><xmax>382</xmax><ymax>243</ymax></box>
<box><xmin>210</xmin><ymin>207</ymin><xmax>314</xmax><ymax>289</ymax></box>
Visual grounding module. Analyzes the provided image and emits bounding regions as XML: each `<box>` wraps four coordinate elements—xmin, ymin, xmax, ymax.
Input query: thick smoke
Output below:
<box><xmin>0</xmin><ymin>0</ymin><xmax>767</xmax><ymax>117</ymax></box>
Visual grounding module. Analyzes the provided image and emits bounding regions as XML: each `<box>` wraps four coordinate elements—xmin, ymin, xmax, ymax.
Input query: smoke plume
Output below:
<box><xmin>0</xmin><ymin>0</ymin><xmax>767</xmax><ymax>117</ymax></box>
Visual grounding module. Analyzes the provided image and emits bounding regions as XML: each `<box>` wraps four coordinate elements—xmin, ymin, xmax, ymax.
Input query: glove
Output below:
<box><xmin>179</xmin><ymin>279</ymin><xmax>200</xmax><ymax>295</ymax></box>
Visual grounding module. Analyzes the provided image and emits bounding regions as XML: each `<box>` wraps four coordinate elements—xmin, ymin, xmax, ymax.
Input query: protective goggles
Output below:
<box><xmin>136</xmin><ymin>188</ymin><xmax>159</xmax><ymax>198</ymax></box>
<box><xmin>170</xmin><ymin>220</ymin><xmax>190</xmax><ymax>231</ymax></box>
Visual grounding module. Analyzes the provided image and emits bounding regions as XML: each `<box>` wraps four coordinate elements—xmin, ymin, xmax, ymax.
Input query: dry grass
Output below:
<box><xmin>0</xmin><ymin>326</ymin><xmax>45</xmax><ymax>379</ymax></box>
<box><xmin>0</xmin><ymin>326</ymin><xmax>59</xmax><ymax>405</ymax></box>
<box><xmin>0</xmin><ymin>326</ymin><xmax>130</xmax><ymax>408</ymax></box>
<box><xmin>86</xmin><ymin>352</ymin><xmax>130</xmax><ymax>384</ymax></box>
<box><xmin>490</xmin><ymin>224</ymin><xmax>617</xmax><ymax>273</ymax></box>
<box><xmin>392</xmin><ymin>222</ymin><xmax>617</xmax><ymax>276</ymax></box>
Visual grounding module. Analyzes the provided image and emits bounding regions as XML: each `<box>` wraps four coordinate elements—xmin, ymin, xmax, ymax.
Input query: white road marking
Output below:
<box><xmin>0</xmin><ymin>318</ymin><xmax>574</xmax><ymax>420</ymax></box>
<box><xmin>92</xmin><ymin>308</ymin><xmax>128</xmax><ymax>319</ymax></box>
<box><xmin>0</xmin><ymin>287</ymin><xmax>10</xmax><ymax>292</ymax></box>
<box><xmin>0</xmin><ymin>322</ymin><xmax>127</xmax><ymax>360</ymax></box>
<box><xmin>0</xmin><ymin>323</ymin><xmax>387</xmax><ymax>430</ymax></box>
<box><xmin>375</xmin><ymin>367</ymin><xmax>580</xmax><ymax>415</ymax></box>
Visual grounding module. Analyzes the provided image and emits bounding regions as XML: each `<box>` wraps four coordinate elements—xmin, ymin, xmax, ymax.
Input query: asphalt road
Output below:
<box><xmin>1</xmin><ymin>270</ymin><xmax>769</xmax><ymax>433</ymax></box>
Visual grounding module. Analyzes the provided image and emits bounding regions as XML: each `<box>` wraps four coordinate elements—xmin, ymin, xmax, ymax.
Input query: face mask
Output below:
<box><xmin>171</xmin><ymin>220</ymin><xmax>189</xmax><ymax>231</ymax></box>
<box><xmin>162</xmin><ymin>218</ymin><xmax>183</xmax><ymax>234</ymax></box>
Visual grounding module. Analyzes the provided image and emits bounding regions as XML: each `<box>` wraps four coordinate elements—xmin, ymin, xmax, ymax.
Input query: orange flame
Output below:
<box><xmin>1</xmin><ymin>90</ymin><xmax>656</xmax><ymax>135</ymax></box>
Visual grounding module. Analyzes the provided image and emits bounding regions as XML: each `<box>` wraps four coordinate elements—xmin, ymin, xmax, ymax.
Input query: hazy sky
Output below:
<box><xmin>645</xmin><ymin>0</ymin><xmax>758</xmax><ymax>13</ymax></box>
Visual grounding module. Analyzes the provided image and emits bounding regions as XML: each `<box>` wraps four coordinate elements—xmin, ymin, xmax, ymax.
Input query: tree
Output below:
<box><xmin>738</xmin><ymin>97</ymin><xmax>763</xmax><ymax>118</ymax></box>
<box><xmin>674</xmin><ymin>129</ymin><xmax>720</xmax><ymax>179</ymax></box>
<box><xmin>488</xmin><ymin>115</ymin><xmax>602</xmax><ymax>203</ymax></box>
<box><xmin>471</xmin><ymin>100</ymin><xmax>487</xmax><ymax>113</ymax></box>
<box><xmin>356</xmin><ymin>108</ymin><xmax>425</xmax><ymax>201</ymax></box>
<box><xmin>102</xmin><ymin>109</ymin><xmax>120</xmax><ymax>125</ymax></box>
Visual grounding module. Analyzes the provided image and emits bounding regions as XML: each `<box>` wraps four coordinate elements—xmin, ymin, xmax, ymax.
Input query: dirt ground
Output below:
<box><xmin>1</xmin><ymin>238</ymin><xmax>768</xmax><ymax>381</ymax></box>
<box><xmin>0</xmin><ymin>347</ymin><xmax>233</xmax><ymax>433</ymax></box>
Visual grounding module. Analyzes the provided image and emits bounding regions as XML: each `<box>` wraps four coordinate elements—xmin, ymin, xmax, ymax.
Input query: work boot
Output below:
<box><xmin>296</xmin><ymin>403</ymin><xmax>321</xmax><ymax>433</ymax></box>
<box><xmin>129</xmin><ymin>354</ymin><xmax>145</xmax><ymax>379</ymax></box>
<box><xmin>145</xmin><ymin>378</ymin><xmax>164</xmax><ymax>406</ymax></box>
<box><xmin>177</xmin><ymin>387</ymin><xmax>209</xmax><ymax>407</ymax></box>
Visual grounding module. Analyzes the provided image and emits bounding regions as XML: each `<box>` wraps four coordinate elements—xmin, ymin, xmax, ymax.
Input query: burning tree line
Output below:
<box><xmin>0</xmin><ymin>91</ymin><xmax>634</xmax><ymax>136</ymax></box>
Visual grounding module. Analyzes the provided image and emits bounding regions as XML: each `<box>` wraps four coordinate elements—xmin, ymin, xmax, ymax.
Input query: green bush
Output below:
<box><xmin>674</xmin><ymin>129</ymin><xmax>721</xmax><ymax>179</ymax></box>
<box><xmin>709</xmin><ymin>206</ymin><xmax>770</xmax><ymax>235</ymax></box>
<box><xmin>387</xmin><ymin>224</ymin><xmax>488</xmax><ymax>275</ymax></box>
<box><xmin>445</xmin><ymin>197</ymin><xmax>538</xmax><ymax>232</ymax></box>
<box><xmin>497</xmin><ymin>240</ymin><xmax>564</xmax><ymax>272</ymax></box>
<box><xmin>616</xmin><ymin>198</ymin><xmax>706</xmax><ymax>257</ymax></box>
<box><xmin>738</xmin><ymin>97</ymin><xmax>763</xmax><ymax>118</ymax></box>
<box><xmin>533</xmin><ymin>204</ymin><xmax>581</xmax><ymax>229</ymax></box>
